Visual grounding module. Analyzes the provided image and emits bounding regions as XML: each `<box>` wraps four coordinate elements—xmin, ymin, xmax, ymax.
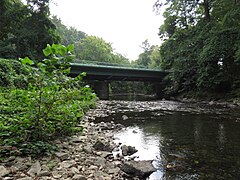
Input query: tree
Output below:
<box><xmin>155</xmin><ymin>0</ymin><xmax>240</xmax><ymax>96</ymax></box>
<box><xmin>136</xmin><ymin>40</ymin><xmax>162</xmax><ymax>68</ymax></box>
<box><xmin>51</xmin><ymin>16</ymin><xmax>86</xmax><ymax>46</ymax></box>
<box><xmin>0</xmin><ymin>0</ymin><xmax>60</xmax><ymax>60</ymax></box>
<box><xmin>75</xmin><ymin>36</ymin><xmax>114</xmax><ymax>62</ymax></box>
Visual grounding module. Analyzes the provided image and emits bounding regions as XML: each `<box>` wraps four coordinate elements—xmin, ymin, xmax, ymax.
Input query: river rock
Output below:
<box><xmin>0</xmin><ymin>166</ymin><xmax>10</xmax><ymax>177</ymax></box>
<box><xmin>121</xmin><ymin>160</ymin><xmax>156</xmax><ymax>178</ymax></box>
<box><xmin>55</xmin><ymin>152</ymin><xmax>69</xmax><ymax>161</ymax></box>
<box><xmin>122</xmin><ymin>115</ymin><xmax>128</xmax><ymax>120</ymax></box>
<box><xmin>108</xmin><ymin>167</ymin><xmax>120</xmax><ymax>174</ymax></box>
<box><xmin>27</xmin><ymin>161</ymin><xmax>41</xmax><ymax>177</ymax></box>
<box><xmin>95</xmin><ymin>157</ymin><xmax>106</xmax><ymax>167</ymax></box>
<box><xmin>70</xmin><ymin>136</ymin><xmax>88</xmax><ymax>143</ymax></box>
<box><xmin>37</xmin><ymin>170</ymin><xmax>51</xmax><ymax>177</ymax></box>
<box><xmin>72</xmin><ymin>174</ymin><xmax>87</xmax><ymax>180</ymax></box>
<box><xmin>83</xmin><ymin>145</ymin><xmax>92</xmax><ymax>153</ymax></box>
<box><xmin>17</xmin><ymin>177</ymin><xmax>33</xmax><ymax>180</ymax></box>
<box><xmin>93</xmin><ymin>140</ymin><xmax>113</xmax><ymax>152</ymax></box>
<box><xmin>121</xmin><ymin>145</ymin><xmax>138</xmax><ymax>156</ymax></box>
<box><xmin>59</xmin><ymin>160</ymin><xmax>76</xmax><ymax>168</ymax></box>
<box><xmin>52</xmin><ymin>171</ymin><xmax>63</xmax><ymax>179</ymax></box>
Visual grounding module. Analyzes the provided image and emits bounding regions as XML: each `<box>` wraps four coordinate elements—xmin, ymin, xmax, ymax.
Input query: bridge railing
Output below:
<box><xmin>73</xmin><ymin>59</ymin><xmax>162</xmax><ymax>71</ymax></box>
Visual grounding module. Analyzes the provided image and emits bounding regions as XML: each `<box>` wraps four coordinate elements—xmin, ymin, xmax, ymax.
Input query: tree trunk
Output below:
<box><xmin>203</xmin><ymin>0</ymin><xmax>211</xmax><ymax>21</ymax></box>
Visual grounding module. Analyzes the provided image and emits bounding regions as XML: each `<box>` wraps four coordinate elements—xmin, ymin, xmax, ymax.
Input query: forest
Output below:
<box><xmin>1</xmin><ymin>0</ymin><xmax>240</xmax><ymax>99</ymax></box>
<box><xmin>0</xmin><ymin>0</ymin><xmax>240</xmax><ymax>155</ymax></box>
<box><xmin>154</xmin><ymin>0</ymin><xmax>240</xmax><ymax>99</ymax></box>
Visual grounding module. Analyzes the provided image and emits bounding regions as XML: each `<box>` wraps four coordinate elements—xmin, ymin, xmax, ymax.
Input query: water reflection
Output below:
<box><xmin>217</xmin><ymin>123</ymin><xmax>226</xmax><ymax>150</ymax></box>
<box><xmin>103</xmin><ymin>101</ymin><xmax>240</xmax><ymax>179</ymax></box>
<box><xmin>114</xmin><ymin>126</ymin><xmax>161</xmax><ymax>161</ymax></box>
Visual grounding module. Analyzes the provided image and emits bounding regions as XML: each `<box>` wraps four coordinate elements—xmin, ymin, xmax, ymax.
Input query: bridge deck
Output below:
<box><xmin>70</xmin><ymin>63</ymin><xmax>168</xmax><ymax>82</ymax></box>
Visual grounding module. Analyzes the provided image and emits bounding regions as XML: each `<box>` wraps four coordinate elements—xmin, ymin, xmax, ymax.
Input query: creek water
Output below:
<box><xmin>95</xmin><ymin>100</ymin><xmax>240</xmax><ymax>179</ymax></box>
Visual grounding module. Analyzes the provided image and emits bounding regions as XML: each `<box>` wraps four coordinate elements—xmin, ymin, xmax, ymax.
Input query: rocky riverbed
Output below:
<box><xmin>0</xmin><ymin>101</ymin><xmax>156</xmax><ymax>180</ymax></box>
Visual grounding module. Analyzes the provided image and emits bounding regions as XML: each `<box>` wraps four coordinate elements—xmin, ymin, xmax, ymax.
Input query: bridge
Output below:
<box><xmin>70</xmin><ymin>61</ymin><xmax>169</xmax><ymax>99</ymax></box>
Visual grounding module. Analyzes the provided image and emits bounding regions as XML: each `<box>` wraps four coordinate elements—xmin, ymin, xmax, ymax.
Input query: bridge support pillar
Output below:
<box><xmin>155</xmin><ymin>82</ymin><xmax>164</xmax><ymax>100</ymax></box>
<box><xmin>94</xmin><ymin>81</ymin><xmax>109</xmax><ymax>100</ymax></box>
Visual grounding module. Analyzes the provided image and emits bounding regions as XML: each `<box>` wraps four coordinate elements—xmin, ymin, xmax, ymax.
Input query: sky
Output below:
<box><xmin>49</xmin><ymin>0</ymin><xmax>164</xmax><ymax>60</ymax></box>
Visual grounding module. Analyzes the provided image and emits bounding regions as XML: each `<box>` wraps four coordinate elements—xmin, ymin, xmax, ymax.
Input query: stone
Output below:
<box><xmin>14</xmin><ymin>160</ymin><xmax>29</xmax><ymax>171</ymax></box>
<box><xmin>209</xmin><ymin>101</ymin><xmax>214</xmax><ymax>105</ymax></box>
<box><xmin>122</xmin><ymin>115</ymin><xmax>128</xmax><ymax>121</ymax></box>
<box><xmin>55</xmin><ymin>152</ymin><xmax>69</xmax><ymax>161</ymax></box>
<box><xmin>2</xmin><ymin>177</ymin><xmax>13</xmax><ymax>180</ymax></box>
<box><xmin>108</xmin><ymin>167</ymin><xmax>120</xmax><ymax>174</ymax></box>
<box><xmin>93</xmin><ymin>140</ymin><xmax>113</xmax><ymax>152</ymax></box>
<box><xmin>94</xmin><ymin>171</ymin><xmax>109</xmax><ymax>179</ymax></box>
<box><xmin>70</xmin><ymin>167</ymin><xmax>80</xmax><ymax>174</ymax></box>
<box><xmin>95</xmin><ymin>151</ymin><xmax>102</xmax><ymax>156</ymax></box>
<box><xmin>89</xmin><ymin>165</ymin><xmax>98</xmax><ymax>170</ymax></box>
<box><xmin>83</xmin><ymin>145</ymin><xmax>92</xmax><ymax>154</ymax></box>
<box><xmin>52</xmin><ymin>171</ymin><xmax>62</xmax><ymax>179</ymax></box>
<box><xmin>59</xmin><ymin>160</ymin><xmax>76</xmax><ymax>168</ymax></box>
<box><xmin>37</xmin><ymin>170</ymin><xmax>51</xmax><ymax>177</ymax></box>
<box><xmin>0</xmin><ymin>166</ymin><xmax>10</xmax><ymax>177</ymax></box>
<box><xmin>121</xmin><ymin>145</ymin><xmax>137</xmax><ymax>156</ymax></box>
<box><xmin>95</xmin><ymin>157</ymin><xmax>106</xmax><ymax>167</ymax></box>
<box><xmin>121</xmin><ymin>160</ymin><xmax>156</xmax><ymax>178</ymax></box>
<box><xmin>70</xmin><ymin>136</ymin><xmax>88</xmax><ymax>143</ymax></box>
<box><xmin>100</xmin><ymin>151</ymin><xmax>112</xmax><ymax>158</ymax></box>
<box><xmin>17</xmin><ymin>177</ymin><xmax>33</xmax><ymax>180</ymax></box>
<box><xmin>72</xmin><ymin>175</ymin><xmax>87</xmax><ymax>180</ymax></box>
<box><xmin>27</xmin><ymin>161</ymin><xmax>41</xmax><ymax>177</ymax></box>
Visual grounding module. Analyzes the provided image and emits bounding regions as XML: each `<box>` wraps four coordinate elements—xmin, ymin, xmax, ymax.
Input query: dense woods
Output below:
<box><xmin>153</xmin><ymin>0</ymin><xmax>240</xmax><ymax>98</ymax></box>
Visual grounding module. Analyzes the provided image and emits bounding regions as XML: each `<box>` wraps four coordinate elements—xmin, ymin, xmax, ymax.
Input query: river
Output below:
<box><xmin>95</xmin><ymin>100</ymin><xmax>240</xmax><ymax>179</ymax></box>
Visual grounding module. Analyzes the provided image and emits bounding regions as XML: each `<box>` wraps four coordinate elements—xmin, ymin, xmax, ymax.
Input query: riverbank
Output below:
<box><xmin>0</xmin><ymin>101</ymin><xmax>156</xmax><ymax>180</ymax></box>
<box><xmin>1</xmin><ymin>99</ymin><xmax>240</xmax><ymax>180</ymax></box>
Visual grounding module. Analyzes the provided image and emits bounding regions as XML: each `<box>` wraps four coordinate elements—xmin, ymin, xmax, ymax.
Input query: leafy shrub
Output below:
<box><xmin>0</xmin><ymin>44</ymin><xmax>97</xmax><ymax>156</ymax></box>
<box><xmin>0</xmin><ymin>59</ymin><xmax>29</xmax><ymax>88</ymax></box>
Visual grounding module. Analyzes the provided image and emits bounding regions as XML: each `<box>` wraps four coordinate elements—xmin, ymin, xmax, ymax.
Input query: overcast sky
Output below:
<box><xmin>49</xmin><ymin>0</ymin><xmax>163</xmax><ymax>60</ymax></box>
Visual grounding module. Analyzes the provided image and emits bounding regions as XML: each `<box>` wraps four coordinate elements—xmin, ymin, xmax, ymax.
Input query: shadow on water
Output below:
<box><xmin>95</xmin><ymin>101</ymin><xmax>240</xmax><ymax>179</ymax></box>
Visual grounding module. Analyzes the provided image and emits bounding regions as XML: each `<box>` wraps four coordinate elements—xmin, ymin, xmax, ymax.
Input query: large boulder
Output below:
<box><xmin>121</xmin><ymin>160</ymin><xmax>156</xmax><ymax>178</ymax></box>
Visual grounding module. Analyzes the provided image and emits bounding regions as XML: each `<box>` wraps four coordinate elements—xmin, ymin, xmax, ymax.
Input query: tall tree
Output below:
<box><xmin>0</xmin><ymin>0</ymin><xmax>59</xmax><ymax>60</ymax></box>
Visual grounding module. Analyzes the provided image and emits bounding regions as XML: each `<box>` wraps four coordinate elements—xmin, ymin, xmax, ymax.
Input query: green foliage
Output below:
<box><xmin>0</xmin><ymin>0</ymin><xmax>60</xmax><ymax>60</ymax></box>
<box><xmin>135</xmin><ymin>40</ymin><xmax>162</xmax><ymax>69</ymax></box>
<box><xmin>0</xmin><ymin>59</ymin><xmax>29</xmax><ymax>88</ymax></box>
<box><xmin>157</xmin><ymin>0</ymin><xmax>240</xmax><ymax>97</ymax></box>
<box><xmin>75</xmin><ymin>36</ymin><xmax>114</xmax><ymax>62</ymax></box>
<box><xmin>51</xmin><ymin>16</ymin><xmax>87</xmax><ymax>47</ymax></box>
<box><xmin>0</xmin><ymin>44</ymin><xmax>97</xmax><ymax>156</ymax></box>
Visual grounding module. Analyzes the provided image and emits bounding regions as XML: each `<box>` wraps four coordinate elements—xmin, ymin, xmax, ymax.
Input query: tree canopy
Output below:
<box><xmin>0</xmin><ymin>0</ymin><xmax>59</xmax><ymax>60</ymax></box>
<box><xmin>155</xmin><ymin>0</ymin><xmax>240</xmax><ymax>96</ymax></box>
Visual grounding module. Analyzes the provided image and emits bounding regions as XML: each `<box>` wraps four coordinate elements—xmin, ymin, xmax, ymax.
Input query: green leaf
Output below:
<box><xmin>43</xmin><ymin>44</ymin><xmax>52</xmax><ymax>57</ymax></box>
<box><xmin>20</xmin><ymin>57</ymin><xmax>34</xmax><ymax>65</ymax></box>
<box><xmin>81</xmin><ymin>72</ymin><xmax>87</xmax><ymax>77</ymax></box>
<box><xmin>59</xmin><ymin>46</ymin><xmax>67</xmax><ymax>56</ymax></box>
<box><xmin>67</xmin><ymin>44</ymin><xmax>74</xmax><ymax>52</ymax></box>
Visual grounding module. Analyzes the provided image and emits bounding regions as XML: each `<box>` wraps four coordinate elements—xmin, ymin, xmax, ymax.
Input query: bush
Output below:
<box><xmin>0</xmin><ymin>44</ymin><xmax>97</xmax><ymax>156</ymax></box>
<box><xmin>0</xmin><ymin>59</ymin><xmax>29</xmax><ymax>88</ymax></box>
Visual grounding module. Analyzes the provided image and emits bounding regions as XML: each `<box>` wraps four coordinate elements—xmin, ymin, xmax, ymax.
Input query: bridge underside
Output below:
<box><xmin>70</xmin><ymin>63</ymin><xmax>168</xmax><ymax>100</ymax></box>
